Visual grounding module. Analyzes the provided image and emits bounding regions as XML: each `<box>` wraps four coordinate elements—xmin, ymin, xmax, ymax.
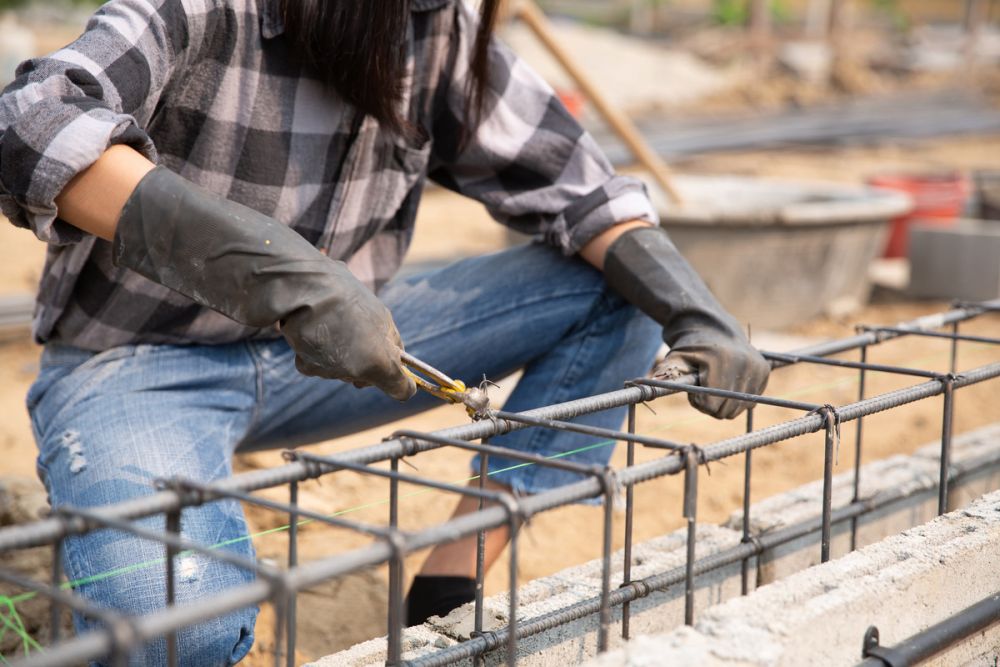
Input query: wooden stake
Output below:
<box><xmin>514</xmin><ymin>0</ymin><xmax>684</xmax><ymax>206</ymax></box>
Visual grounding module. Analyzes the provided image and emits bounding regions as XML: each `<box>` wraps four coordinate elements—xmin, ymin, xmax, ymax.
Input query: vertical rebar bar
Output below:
<box><xmin>505</xmin><ymin>510</ymin><xmax>519</xmax><ymax>667</ymax></box>
<box><xmin>286</xmin><ymin>480</ymin><xmax>299</xmax><ymax>667</ymax></box>
<box><xmin>50</xmin><ymin>537</ymin><xmax>63</xmax><ymax>643</ymax></box>
<box><xmin>386</xmin><ymin>548</ymin><xmax>405</xmax><ymax>666</ymax></box>
<box><xmin>938</xmin><ymin>378</ymin><xmax>956</xmax><ymax>515</ymax></box>
<box><xmin>621</xmin><ymin>404</ymin><xmax>636</xmax><ymax>639</ymax></box>
<box><xmin>271</xmin><ymin>591</ymin><xmax>286</xmax><ymax>667</ymax></box>
<box><xmin>474</xmin><ymin>451</ymin><xmax>488</xmax><ymax>667</ymax></box>
<box><xmin>951</xmin><ymin>322</ymin><xmax>960</xmax><ymax>374</ymax></box>
<box><xmin>597</xmin><ymin>472</ymin><xmax>614</xmax><ymax>652</ymax></box>
<box><xmin>850</xmin><ymin>346</ymin><xmax>867</xmax><ymax>551</ymax></box>
<box><xmin>165</xmin><ymin>509</ymin><xmax>181</xmax><ymax>667</ymax></box>
<box><xmin>683</xmin><ymin>449</ymin><xmax>698</xmax><ymax>625</ymax></box>
<box><xmin>741</xmin><ymin>409</ymin><xmax>754</xmax><ymax>596</ymax></box>
<box><xmin>821</xmin><ymin>410</ymin><xmax>835</xmax><ymax>563</ymax></box>
<box><xmin>387</xmin><ymin>459</ymin><xmax>402</xmax><ymax>667</ymax></box>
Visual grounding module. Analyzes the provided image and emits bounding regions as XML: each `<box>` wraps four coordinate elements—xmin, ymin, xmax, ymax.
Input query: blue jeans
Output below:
<box><xmin>28</xmin><ymin>244</ymin><xmax>660</xmax><ymax>666</ymax></box>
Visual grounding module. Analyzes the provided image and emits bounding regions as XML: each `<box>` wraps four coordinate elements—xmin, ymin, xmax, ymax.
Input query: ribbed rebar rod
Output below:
<box><xmin>404</xmin><ymin>450</ymin><xmax>1000</xmax><ymax>667</ymax></box>
<box><xmin>16</xmin><ymin>427</ymin><xmax>1000</xmax><ymax>667</ymax></box>
<box><xmin>2</xmin><ymin>300</ymin><xmax>996</xmax><ymax>554</ymax></box>
<box><xmin>5</xmin><ymin>305</ymin><xmax>1000</xmax><ymax>667</ymax></box>
<box><xmin>287</xmin><ymin>361</ymin><xmax>1000</xmax><ymax>596</ymax></box>
<box><xmin>858</xmin><ymin>592</ymin><xmax>1000</xmax><ymax>666</ymax></box>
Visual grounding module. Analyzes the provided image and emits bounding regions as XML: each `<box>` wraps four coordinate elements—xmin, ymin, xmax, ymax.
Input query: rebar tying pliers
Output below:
<box><xmin>400</xmin><ymin>351</ymin><xmax>491</xmax><ymax>419</ymax></box>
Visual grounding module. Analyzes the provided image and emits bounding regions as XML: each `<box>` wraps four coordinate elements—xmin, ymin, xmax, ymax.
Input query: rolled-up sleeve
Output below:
<box><xmin>0</xmin><ymin>0</ymin><xmax>196</xmax><ymax>244</ymax></box>
<box><xmin>428</xmin><ymin>1</ymin><xmax>658</xmax><ymax>255</ymax></box>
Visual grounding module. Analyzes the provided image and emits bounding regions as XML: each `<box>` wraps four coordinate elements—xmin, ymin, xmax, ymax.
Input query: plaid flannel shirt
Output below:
<box><xmin>0</xmin><ymin>0</ymin><xmax>657</xmax><ymax>351</ymax></box>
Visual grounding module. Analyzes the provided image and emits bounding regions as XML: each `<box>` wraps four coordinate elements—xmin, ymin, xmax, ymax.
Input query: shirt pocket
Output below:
<box><xmin>323</xmin><ymin>128</ymin><xmax>431</xmax><ymax>259</ymax></box>
<box><xmin>370</xmin><ymin>133</ymin><xmax>432</xmax><ymax>224</ymax></box>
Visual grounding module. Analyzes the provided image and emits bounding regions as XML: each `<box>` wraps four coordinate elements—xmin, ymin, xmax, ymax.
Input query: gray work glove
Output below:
<box><xmin>113</xmin><ymin>166</ymin><xmax>416</xmax><ymax>401</ymax></box>
<box><xmin>603</xmin><ymin>226</ymin><xmax>769</xmax><ymax>419</ymax></box>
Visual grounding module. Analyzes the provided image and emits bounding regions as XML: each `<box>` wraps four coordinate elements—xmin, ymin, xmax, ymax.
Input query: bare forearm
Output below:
<box><xmin>53</xmin><ymin>145</ymin><xmax>155</xmax><ymax>241</ymax></box>
<box><xmin>578</xmin><ymin>219</ymin><xmax>653</xmax><ymax>270</ymax></box>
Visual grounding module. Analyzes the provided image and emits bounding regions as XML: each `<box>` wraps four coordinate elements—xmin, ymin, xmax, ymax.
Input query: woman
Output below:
<box><xmin>0</xmin><ymin>0</ymin><xmax>768</xmax><ymax>663</ymax></box>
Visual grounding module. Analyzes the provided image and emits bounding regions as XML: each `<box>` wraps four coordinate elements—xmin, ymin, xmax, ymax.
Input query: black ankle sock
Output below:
<box><xmin>405</xmin><ymin>575</ymin><xmax>477</xmax><ymax>626</ymax></box>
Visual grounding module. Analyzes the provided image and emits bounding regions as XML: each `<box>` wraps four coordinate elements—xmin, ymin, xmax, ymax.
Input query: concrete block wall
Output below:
<box><xmin>726</xmin><ymin>421</ymin><xmax>1000</xmax><ymax>586</ymax></box>
<box><xmin>307</xmin><ymin>525</ymin><xmax>754</xmax><ymax>666</ymax></box>
<box><xmin>584</xmin><ymin>489</ymin><xmax>1000</xmax><ymax>667</ymax></box>
<box><xmin>309</xmin><ymin>423</ymin><xmax>1000</xmax><ymax>666</ymax></box>
<box><xmin>916</xmin><ymin>422</ymin><xmax>1000</xmax><ymax>513</ymax></box>
<box><xmin>724</xmin><ymin>454</ymin><xmax>940</xmax><ymax>584</ymax></box>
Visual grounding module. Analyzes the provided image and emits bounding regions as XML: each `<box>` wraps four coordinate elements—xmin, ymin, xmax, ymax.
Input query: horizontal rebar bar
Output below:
<box><xmin>3</xmin><ymin>299</ymin><xmax>996</xmax><ymax>555</ymax></box>
<box><xmin>15</xmin><ymin>356</ymin><xmax>999</xmax><ymax>667</ymax></box>
<box><xmin>760</xmin><ymin>350</ymin><xmax>946</xmax><ymax>379</ymax></box>
<box><xmin>404</xmin><ymin>449</ymin><xmax>1000</xmax><ymax>667</ymax></box>
<box><xmin>857</xmin><ymin>592</ymin><xmax>1000</xmax><ymax>666</ymax></box>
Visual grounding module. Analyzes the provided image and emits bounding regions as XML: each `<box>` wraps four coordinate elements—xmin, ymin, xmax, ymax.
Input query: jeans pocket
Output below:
<box><xmin>28</xmin><ymin>344</ymin><xmax>138</xmax><ymax>442</ymax></box>
<box><xmin>72</xmin><ymin>344</ymin><xmax>137</xmax><ymax>374</ymax></box>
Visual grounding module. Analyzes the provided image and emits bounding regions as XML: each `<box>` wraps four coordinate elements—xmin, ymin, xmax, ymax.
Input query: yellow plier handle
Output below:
<box><xmin>400</xmin><ymin>352</ymin><xmax>491</xmax><ymax>419</ymax></box>
<box><xmin>400</xmin><ymin>352</ymin><xmax>468</xmax><ymax>404</ymax></box>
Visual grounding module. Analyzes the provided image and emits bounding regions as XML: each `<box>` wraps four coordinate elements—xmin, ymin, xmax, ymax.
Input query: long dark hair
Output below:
<box><xmin>280</xmin><ymin>0</ymin><xmax>501</xmax><ymax>137</ymax></box>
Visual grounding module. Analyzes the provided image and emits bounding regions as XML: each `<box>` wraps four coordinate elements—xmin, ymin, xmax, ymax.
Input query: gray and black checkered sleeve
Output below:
<box><xmin>428</xmin><ymin>1</ymin><xmax>658</xmax><ymax>256</ymax></box>
<box><xmin>0</xmin><ymin>0</ymin><xmax>199</xmax><ymax>244</ymax></box>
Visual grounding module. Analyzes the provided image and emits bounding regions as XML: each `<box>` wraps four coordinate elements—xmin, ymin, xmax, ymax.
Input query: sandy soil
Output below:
<box><xmin>0</xmin><ymin>131</ymin><xmax>999</xmax><ymax>663</ymax></box>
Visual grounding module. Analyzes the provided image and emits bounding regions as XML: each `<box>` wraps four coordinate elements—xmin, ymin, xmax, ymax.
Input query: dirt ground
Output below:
<box><xmin>0</xmin><ymin>130</ymin><xmax>998</xmax><ymax>664</ymax></box>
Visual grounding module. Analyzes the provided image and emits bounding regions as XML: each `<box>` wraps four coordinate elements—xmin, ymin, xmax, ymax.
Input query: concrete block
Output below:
<box><xmin>914</xmin><ymin>421</ymin><xmax>1000</xmax><ymax>512</ymax></box>
<box><xmin>311</xmin><ymin>425</ymin><xmax>1000</xmax><ymax>667</ymax></box>
<box><xmin>304</xmin><ymin>624</ymin><xmax>451</xmax><ymax>667</ymax></box>
<box><xmin>585</xmin><ymin>490</ymin><xmax>1000</xmax><ymax>666</ymax></box>
<box><xmin>726</xmin><ymin>423</ymin><xmax>1000</xmax><ymax>586</ymax></box>
<box><xmin>463</xmin><ymin>525</ymin><xmax>750</xmax><ymax>665</ymax></box>
<box><xmin>724</xmin><ymin>455</ymin><xmax>940</xmax><ymax>585</ymax></box>
<box><xmin>306</xmin><ymin>525</ymin><xmax>752</xmax><ymax>666</ymax></box>
<box><xmin>908</xmin><ymin>220</ymin><xmax>1000</xmax><ymax>301</ymax></box>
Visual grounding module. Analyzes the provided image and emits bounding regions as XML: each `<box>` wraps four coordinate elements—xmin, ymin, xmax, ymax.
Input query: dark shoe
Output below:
<box><xmin>405</xmin><ymin>575</ymin><xmax>477</xmax><ymax>626</ymax></box>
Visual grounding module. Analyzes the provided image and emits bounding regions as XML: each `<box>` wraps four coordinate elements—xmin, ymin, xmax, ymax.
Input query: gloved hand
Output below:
<box><xmin>113</xmin><ymin>166</ymin><xmax>416</xmax><ymax>401</ymax></box>
<box><xmin>602</xmin><ymin>226</ymin><xmax>769</xmax><ymax>419</ymax></box>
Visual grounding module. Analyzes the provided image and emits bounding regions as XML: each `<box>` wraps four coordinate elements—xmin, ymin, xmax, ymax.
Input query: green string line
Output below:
<box><xmin>0</xmin><ymin>595</ymin><xmax>42</xmax><ymax>656</ymax></box>
<box><xmin>0</xmin><ymin>343</ymin><xmax>992</xmax><ymax>659</ymax></box>
<box><xmin>0</xmin><ymin>442</ymin><xmax>612</xmax><ymax>658</ymax></box>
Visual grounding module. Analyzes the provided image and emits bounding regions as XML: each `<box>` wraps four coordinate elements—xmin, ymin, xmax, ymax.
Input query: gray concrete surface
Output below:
<box><xmin>584</xmin><ymin>489</ymin><xmax>1000</xmax><ymax>667</ymax></box>
<box><xmin>310</xmin><ymin>423</ymin><xmax>1000</xmax><ymax>666</ymax></box>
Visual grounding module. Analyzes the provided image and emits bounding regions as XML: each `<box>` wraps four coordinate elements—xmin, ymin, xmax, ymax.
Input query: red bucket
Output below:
<box><xmin>867</xmin><ymin>172</ymin><xmax>969</xmax><ymax>258</ymax></box>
